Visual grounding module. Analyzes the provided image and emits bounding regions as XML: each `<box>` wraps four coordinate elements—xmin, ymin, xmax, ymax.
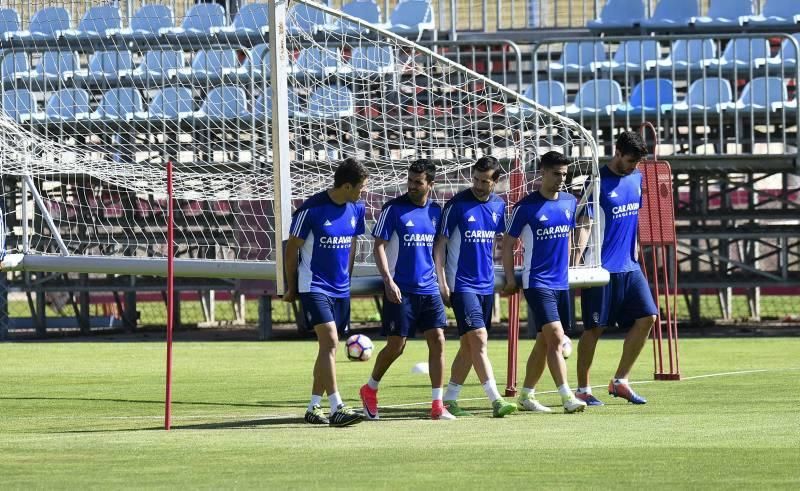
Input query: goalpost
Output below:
<box><xmin>0</xmin><ymin>0</ymin><xmax>605</xmax><ymax>422</ymax></box>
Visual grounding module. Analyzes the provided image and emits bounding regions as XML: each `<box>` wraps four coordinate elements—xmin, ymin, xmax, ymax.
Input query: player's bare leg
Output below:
<box><xmin>360</xmin><ymin>336</ymin><xmax>406</xmax><ymax>420</ymax></box>
<box><xmin>443</xmin><ymin>335</ymin><xmax>473</xmax><ymax>416</ymax></box>
<box><xmin>425</xmin><ymin>328</ymin><xmax>454</xmax><ymax>420</ymax></box>
<box><xmin>314</xmin><ymin>323</ymin><xmax>362</xmax><ymax>426</ymax></box>
<box><xmin>464</xmin><ymin>328</ymin><xmax>516</xmax><ymax>417</ymax></box>
<box><xmin>575</xmin><ymin>326</ymin><xmax>605</xmax><ymax>406</ymax></box>
<box><xmin>608</xmin><ymin>315</ymin><xmax>656</xmax><ymax>405</ymax></box>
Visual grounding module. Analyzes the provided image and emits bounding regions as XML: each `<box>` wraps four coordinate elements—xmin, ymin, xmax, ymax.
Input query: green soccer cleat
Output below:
<box><xmin>492</xmin><ymin>398</ymin><xmax>518</xmax><ymax>418</ymax></box>
<box><xmin>304</xmin><ymin>404</ymin><xmax>330</xmax><ymax>425</ymax></box>
<box><xmin>443</xmin><ymin>400</ymin><xmax>472</xmax><ymax>417</ymax></box>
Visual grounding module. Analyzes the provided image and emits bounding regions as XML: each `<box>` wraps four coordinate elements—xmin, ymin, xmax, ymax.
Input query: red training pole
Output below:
<box><xmin>165</xmin><ymin>160</ymin><xmax>175</xmax><ymax>430</ymax></box>
<box><xmin>505</xmin><ymin>152</ymin><xmax>524</xmax><ymax>397</ymax></box>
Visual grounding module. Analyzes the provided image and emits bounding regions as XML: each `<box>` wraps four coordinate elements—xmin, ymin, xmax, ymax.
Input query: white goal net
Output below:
<box><xmin>0</xmin><ymin>0</ymin><xmax>602</xmax><ymax>287</ymax></box>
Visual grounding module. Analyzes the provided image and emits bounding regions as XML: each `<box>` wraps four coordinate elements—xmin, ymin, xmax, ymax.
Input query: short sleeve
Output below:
<box><xmin>505</xmin><ymin>204</ymin><xmax>527</xmax><ymax>238</ymax></box>
<box><xmin>371</xmin><ymin>205</ymin><xmax>395</xmax><ymax>241</ymax></box>
<box><xmin>496</xmin><ymin>203</ymin><xmax>507</xmax><ymax>234</ymax></box>
<box><xmin>290</xmin><ymin>207</ymin><xmax>312</xmax><ymax>240</ymax></box>
<box><xmin>438</xmin><ymin>202</ymin><xmax>459</xmax><ymax>238</ymax></box>
<box><xmin>570</xmin><ymin>198</ymin><xmax>578</xmax><ymax>228</ymax></box>
<box><xmin>355</xmin><ymin>202</ymin><xmax>366</xmax><ymax>236</ymax></box>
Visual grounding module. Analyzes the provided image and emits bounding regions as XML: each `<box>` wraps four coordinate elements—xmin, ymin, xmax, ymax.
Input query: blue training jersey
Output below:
<box><xmin>372</xmin><ymin>194</ymin><xmax>441</xmax><ymax>295</ymax></box>
<box><xmin>438</xmin><ymin>189</ymin><xmax>506</xmax><ymax>295</ymax></box>
<box><xmin>586</xmin><ymin>166</ymin><xmax>643</xmax><ymax>273</ymax></box>
<box><xmin>507</xmin><ymin>191</ymin><xmax>576</xmax><ymax>290</ymax></box>
<box><xmin>290</xmin><ymin>190</ymin><xmax>366</xmax><ymax>298</ymax></box>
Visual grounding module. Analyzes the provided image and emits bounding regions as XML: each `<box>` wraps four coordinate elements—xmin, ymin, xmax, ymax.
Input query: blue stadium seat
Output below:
<box><xmin>33</xmin><ymin>51</ymin><xmax>80</xmax><ymax>83</ymax></box>
<box><xmin>597</xmin><ymin>40</ymin><xmax>660</xmax><ymax>72</ymax></box>
<box><xmin>566</xmin><ymin>79</ymin><xmax>624</xmax><ymax>116</ymax></box>
<box><xmin>755</xmin><ymin>34</ymin><xmax>800</xmax><ymax>72</ymax></box>
<box><xmin>389</xmin><ymin>0</ymin><xmax>435</xmax><ymax>34</ymax></box>
<box><xmin>197</xmin><ymin>86</ymin><xmax>250</xmax><ymax>120</ymax></box>
<box><xmin>39</xmin><ymin>88</ymin><xmax>91</xmax><ymax>121</ymax></box>
<box><xmin>671</xmin><ymin>77</ymin><xmax>734</xmax><ymax>113</ymax></box>
<box><xmin>132</xmin><ymin>51</ymin><xmax>185</xmax><ymax>81</ymax></box>
<box><xmin>748</xmin><ymin>0</ymin><xmax>800</xmax><ymax>27</ymax></box>
<box><xmin>330</xmin><ymin>1</ymin><xmax>384</xmax><ymax>33</ymax></box>
<box><xmin>641</xmin><ymin>0</ymin><xmax>699</xmax><ymax>29</ymax></box>
<box><xmin>214</xmin><ymin>3</ymin><xmax>269</xmax><ymax>35</ymax></box>
<box><xmin>736</xmin><ymin>77</ymin><xmax>789</xmax><ymax>111</ymax></box>
<box><xmin>692</xmin><ymin>0</ymin><xmax>753</xmax><ymax>27</ymax></box>
<box><xmin>180</xmin><ymin>49</ymin><xmax>240</xmax><ymax>83</ymax></box>
<box><xmin>658</xmin><ymin>39</ymin><xmax>716</xmax><ymax>70</ymax></box>
<box><xmin>288</xmin><ymin>3</ymin><xmax>329</xmax><ymax>35</ymax></box>
<box><xmin>14</xmin><ymin>7</ymin><xmax>71</xmax><ymax>39</ymax></box>
<box><xmin>293</xmin><ymin>47</ymin><xmax>351</xmax><ymax>77</ymax></box>
<box><xmin>76</xmin><ymin>50</ymin><xmax>133</xmax><ymax>85</ymax></box>
<box><xmin>92</xmin><ymin>88</ymin><xmax>143</xmax><ymax>120</ymax></box>
<box><xmin>61</xmin><ymin>5</ymin><xmax>121</xmax><ymax>38</ymax></box>
<box><xmin>147</xmin><ymin>87</ymin><xmax>195</xmax><ymax>119</ymax></box>
<box><xmin>303</xmin><ymin>85</ymin><xmax>355</xmax><ymax>119</ymax></box>
<box><xmin>243</xmin><ymin>44</ymin><xmax>271</xmax><ymax>77</ymax></box>
<box><xmin>587</xmin><ymin>0</ymin><xmax>645</xmax><ymax>30</ymax></box>
<box><xmin>351</xmin><ymin>45</ymin><xmax>395</xmax><ymax>76</ymax></box>
<box><xmin>709</xmin><ymin>38</ymin><xmax>770</xmax><ymax>70</ymax></box>
<box><xmin>1</xmin><ymin>51</ymin><xmax>29</xmax><ymax>82</ymax></box>
<box><xmin>163</xmin><ymin>3</ymin><xmax>225</xmax><ymax>35</ymax></box>
<box><xmin>253</xmin><ymin>87</ymin><xmax>300</xmax><ymax>118</ymax></box>
<box><xmin>550</xmin><ymin>41</ymin><xmax>607</xmax><ymax>74</ymax></box>
<box><xmin>1</xmin><ymin>89</ymin><xmax>37</xmax><ymax>121</ymax></box>
<box><xmin>510</xmin><ymin>80</ymin><xmax>567</xmax><ymax>116</ymax></box>
<box><xmin>0</xmin><ymin>8</ymin><xmax>20</xmax><ymax>40</ymax></box>
<box><xmin>617</xmin><ymin>78</ymin><xmax>675</xmax><ymax>115</ymax></box>
<box><xmin>127</xmin><ymin>5</ymin><xmax>174</xmax><ymax>34</ymax></box>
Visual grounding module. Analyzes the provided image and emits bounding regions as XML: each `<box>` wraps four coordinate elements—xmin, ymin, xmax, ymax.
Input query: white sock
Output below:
<box><xmin>328</xmin><ymin>392</ymin><xmax>343</xmax><ymax>411</ymax></box>
<box><xmin>614</xmin><ymin>378</ymin><xmax>628</xmax><ymax>385</ymax></box>
<box><xmin>367</xmin><ymin>376</ymin><xmax>380</xmax><ymax>390</ymax></box>
<box><xmin>557</xmin><ymin>384</ymin><xmax>572</xmax><ymax>400</ymax></box>
<box><xmin>482</xmin><ymin>379</ymin><xmax>502</xmax><ymax>403</ymax></box>
<box><xmin>444</xmin><ymin>381</ymin><xmax>462</xmax><ymax>401</ymax></box>
<box><xmin>577</xmin><ymin>386</ymin><xmax>592</xmax><ymax>395</ymax></box>
<box><xmin>521</xmin><ymin>387</ymin><xmax>534</xmax><ymax>397</ymax></box>
<box><xmin>431</xmin><ymin>387</ymin><xmax>443</xmax><ymax>401</ymax></box>
<box><xmin>307</xmin><ymin>394</ymin><xmax>323</xmax><ymax>412</ymax></box>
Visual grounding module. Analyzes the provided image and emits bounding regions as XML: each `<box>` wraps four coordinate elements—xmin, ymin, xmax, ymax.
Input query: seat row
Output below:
<box><xmin>590</xmin><ymin>0</ymin><xmax>800</xmax><ymax>31</ymax></box>
<box><xmin>513</xmin><ymin>77</ymin><xmax>796</xmax><ymax>118</ymax></box>
<box><xmin>548</xmin><ymin>37</ymin><xmax>800</xmax><ymax>76</ymax></box>
<box><xmin>0</xmin><ymin>1</ymin><xmax>433</xmax><ymax>42</ymax></box>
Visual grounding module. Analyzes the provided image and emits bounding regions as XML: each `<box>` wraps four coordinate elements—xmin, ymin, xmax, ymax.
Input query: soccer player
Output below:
<box><xmin>283</xmin><ymin>158</ymin><xmax>369</xmax><ymax>427</ymax></box>
<box><xmin>501</xmin><ymin>151</ymin><xmax>587</xmax><ymax>414</ymax></box>
<box><xmin>434</xmin><ymin>156</ymin><xmax>517</xmax><ymax>418</ymax></box>
<box><xmin>574</xmin><ymin>131</ymin><xmax>658</xmax><ymax>406</ymax></box>
<box><xmin>359</xmin><ymin>160</ymin><xmax>455</xmax><ymax>421</ymax></box>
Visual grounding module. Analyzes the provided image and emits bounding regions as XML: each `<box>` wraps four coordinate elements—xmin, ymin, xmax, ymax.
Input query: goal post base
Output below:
<box><xmin>654</xmin><ymin>373</ymin><xmax>681</xmax><ymax>381</ymax></box>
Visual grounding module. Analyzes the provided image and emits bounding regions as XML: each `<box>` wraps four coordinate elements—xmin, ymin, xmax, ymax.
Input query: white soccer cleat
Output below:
<box><xmin>517</xmin><ymin>395</ymin><xmax>553</xmax><ymax>413</ymax></box>
<box><xmin>563</xmin><ymin>397</ymin><xmax>587</xmax><ymax>414</ymax></box>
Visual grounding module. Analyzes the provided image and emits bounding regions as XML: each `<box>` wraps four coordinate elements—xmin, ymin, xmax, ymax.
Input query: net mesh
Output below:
<box><xmin>0</xmin><ymin>0</ymin><xmax>600</xmax><ymax>279</ymax></box>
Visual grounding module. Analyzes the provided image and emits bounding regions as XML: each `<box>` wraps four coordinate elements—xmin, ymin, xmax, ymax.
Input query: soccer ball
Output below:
<box><xmin>561</xmin><ymin>336</ymin><xmax>573</xmax><ymax>359</ymax></box>
<box><xmin>346</xmin><ymin>334</ymin><xmax>374</xmax><ymax>362</ymax></box>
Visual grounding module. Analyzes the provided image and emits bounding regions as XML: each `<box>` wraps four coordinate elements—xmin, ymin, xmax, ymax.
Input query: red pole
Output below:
<box><xmin>165</xmin><ymin>160</ymin><xmax>174</xmax><ymax>430</ymax></box>
<box><xmin>505</xmin><ymin>151</ymin><xmax>524</xmax><ymax>397</ymax></box>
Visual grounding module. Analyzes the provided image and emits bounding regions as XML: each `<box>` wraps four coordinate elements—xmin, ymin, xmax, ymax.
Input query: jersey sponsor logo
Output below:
<box><xmin>319</xmin><ymin>235</ymin><xmax>353</xmax><ymax>248</ymax></box>
<box><xmin>539</xmin><ymin>214</ymin><xmax>549</xmax><ymax>222</ymax></box>
<box><xmin>536</xmin><ymin>224</ymin><xmax>570</xmax><ymax>238</ymax></box>
<box><xmin>405</xmin><ymin>219</ymin><xmax>415</xmax><ymax>227</ymax></box>
<box><xmin>323</xmin><ymin>219</ymin><xmax>332</xmax><ymax>226</ymax></box>
<box><xmin>467</xmin><ymin>215</ymin><xmax>476</xmax><ymax>222</ymax></box>
<box><xmin>463</xmin><ymin>229</ymin><xmax>496</xmax><ymax>243</ymax></box>
<box><xmin>608</xmin><ymin>190</ymin><xmax>619</xmax><ymax>198</ymax></box>
<box><xmin>402</xmin><ymin>233</ymin><xmax>435</xmax><ymax>246</ymax></box>
<box><xmin>611</xmin><ymin>202</ymin><xmax>640</xmax><ymax>216</ymax></box>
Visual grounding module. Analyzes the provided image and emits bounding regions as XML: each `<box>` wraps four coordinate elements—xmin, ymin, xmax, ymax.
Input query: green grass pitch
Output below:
<box><xmin>1</xmin><ymin>337</ymin><xmax>798</xmax><ymax>488</ymax></box>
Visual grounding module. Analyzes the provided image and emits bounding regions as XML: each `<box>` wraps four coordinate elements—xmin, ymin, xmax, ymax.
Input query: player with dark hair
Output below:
<box><xmin>435</xmin><ymin>156</ymin><xmax>517</xmax><ymax>418</ymax></box>
<box><xmin>574</xmin><ymin>130</ymin><xmax>657</xmax><ymax>406</ymax></box>
<box><xmin>284</xmin><ymin>158</ymin><xmax>369</xmax><ymax>426</ymax></box>
<box><xmin>360</xmin><ymin>159</ymin><xmax>456</xmax><ymax>421</ymax></box>
<box><xmin>502</xmin><ymin>151</ymin><xmax>586</xmax><ymax>414</ymax></box>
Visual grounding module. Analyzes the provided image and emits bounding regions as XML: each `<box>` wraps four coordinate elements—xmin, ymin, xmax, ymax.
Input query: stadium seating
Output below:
<box><xmin>146</xmin><ymin>87</ymin><xmax>195</xmax><ymax>119</ymax></box>
<box><xmin>76</xmin><ymin>51</ymin><xmax>133</xmax><ymax>86</ymax></box>
<box><xmin>658</xmin><ymin>39</ymin><xmax>716</xmax><ymax>70</ymax></box>
<box><xmin>331</xmin><ymin>1</ymin><xmax>384</xmax><ymax>33</ymax></box>
<box><xmin>61</xmin><ymin>5</ymin><xmax>122</xmax><ymax>39</ymax></box>
<box><xmin>755</xmin><ymin>34</ymin><xmax>800</xmax><ymax>71</ymax></box>
<box><xmin>748</xmin><ymin>0</ymin><xmax>800</xmax><ymax>27</ymax></box>
<box><xmin>253</xmin><ymin>88</ymin><xmax>300</xmax><ymax>118</ymax></box>
<box><xmin>587</xmin><ymin>0</ymin><xmax>646</xmax><ymax>30</ymax></box>
<box><xmin>131</xmin><ymin>51</ymin><xmax>185</xmax><ymax>83</ymax></box>
<box><xmin>641</xmin><ymin>0</ymin><xmax>699</xmax><ymax>29</ymax></box>
<box><xmin>125</xmin><ymin>4</ymin><xmax>174</xmax><ymax>35</ymax></box>
<box><xmin>39</xmin><ymin>88</ymin><xmax>91</xmax><ymax>122</ymax></box>
<box><xmin>91</xmin><ymin>88</ymin><xmax>143</xmax><ymax>120</ymax></box>
<box><xmin>735</xmin><ymin>77</ymin><xmax>789</xmax><ymax>111</ymax></box>
<box><xmin>304</xmin><ymin>85</ymin><xmax>355</xmax><ymax>118</ymax></box>
<box><xmin>549</xmin><ymin>41</ymin><xmax>607</xmax><ymax>74</ymax></box>
<box><xmin>670</xmin><ymin>77</ymin><xmax>734</xmax><ymax>114</ymax></box>
<box><xmin>596</xmin><ymin>40</ymin><xmax>660</xmax><ymax>72</ymax></box>
<box><xmin>617</xmin><ymin>78</ymin><xmax>675</xmax><ymax>115</ymax></box>
<box><xmin>31</xmin><ymin>51</ymin><xmax>80</xmax><ymax>85</ymax></box>
<box><xmin>161</xmin><ymin>3</ymin><xmax>226</xmax><ymax>35</ymax></box>
<box><xmin>292</xmin><ymin>47</ymin><xmax>351</xmax><ymax>77</ymax></box>
<box><xmin>196</xmin><ymin>86</ymin><xmax>250</xmax><ymax>120</ymax></box>
<box><xmin>389</xmin><ymin>0</ymin><xmax>435</xmax><ymax>34</ymax></box>
<box><xmin>1</xmin><ymin>51</ymin><xmax>29</xmax><ymax>82</ymax></box>
<box><xmin>1</xmin><ymin>89</ymin><xmax>36</xmax><ymax>121</ymax></box>
<box><xmin>566</xmin><ymin>79</ymin><xmax>624</xmax><ymax>116</ymax></box>
<box><xmin>0</xmin><ymin>7</ymin><xmax>20</xmax><ymax>39</ymax></box>
<box><xmin>287</xmin><ymin>3</ymin><xmax>329</xmax><ymax>35</ymax></box>
<box><xmin>709</xmin><ymin>38</ymin><xmax>770</xmax><ymax>71</ymax></box>
<box><xmin>525</xmin><ymin>80</ymin><xmax>567</xmax><ymax>114</ymax></box>
<box><xmin>179</xmin><ymin>49</ymin><xmax>239</xmax><ymax>84</ymax></box>
<box><xmin>691</xmin><ymin>0</ymin><xmax>753</xmax><ymax>27</ymax></box>
<box><xmin>213</xmin><ymin>3</ymin><xmax>269</xmax><ymax>35</ymax></box>
<box><xmin>351</xmin><ymin>45</ymin><xmax>395</xmax><ymax>76</ymax></box>
<box><xmin>12</xmin><ymin>7</ymin><xmax>70</xmax><ymax>39</ymax></box>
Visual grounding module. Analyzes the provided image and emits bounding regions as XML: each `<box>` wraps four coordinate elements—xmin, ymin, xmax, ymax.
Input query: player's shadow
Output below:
<box><xmin>0</xmin><ymin>396</ymin><xmax>308</xmax><ymax>409</ymax></box>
